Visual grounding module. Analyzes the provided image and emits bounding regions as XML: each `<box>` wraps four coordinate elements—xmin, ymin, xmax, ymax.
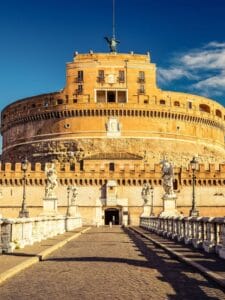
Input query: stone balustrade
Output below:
<box><xmin>140</xmin><ymin>216</ymin><xmax>225</xmax><ymax>259</ymax></box>
<box><xmin>0</xmin><ymin>215</ymin><xmax>82</xmax><ymax>253</ymax></box>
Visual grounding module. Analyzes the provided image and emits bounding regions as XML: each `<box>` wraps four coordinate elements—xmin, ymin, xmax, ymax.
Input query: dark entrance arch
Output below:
<box><xmin>105</xmin><ymin>208</ymin><xmax>120</xmax><ymax>225</ymax></box>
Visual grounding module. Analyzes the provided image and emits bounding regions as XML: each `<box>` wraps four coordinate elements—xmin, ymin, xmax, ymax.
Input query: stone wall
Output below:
<box><xmin>1</xmin><ymin>161</ymin><xmax>225</xmax><ymax>223</ymax></box>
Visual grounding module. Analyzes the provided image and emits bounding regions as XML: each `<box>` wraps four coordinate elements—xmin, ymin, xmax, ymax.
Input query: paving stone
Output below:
<box><xmin>0</xmin><ymin>226</ymin><xmax>224</xmax><ymax>300</ymax></box>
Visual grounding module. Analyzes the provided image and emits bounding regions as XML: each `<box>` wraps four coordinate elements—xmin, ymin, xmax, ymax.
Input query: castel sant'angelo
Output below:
<box><xmin>1</xmin><ymin>34</ymin><xmax>225</xmax><ymax>225</ymax></box>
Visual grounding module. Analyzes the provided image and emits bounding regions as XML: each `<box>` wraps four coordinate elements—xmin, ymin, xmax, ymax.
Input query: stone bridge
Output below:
<box><xmin>0</xmin><ymin>217</ymin><xmax>225</xmax><ymax>299</ymax></box>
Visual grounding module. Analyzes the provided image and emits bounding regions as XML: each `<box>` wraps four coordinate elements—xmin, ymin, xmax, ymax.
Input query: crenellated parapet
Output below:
<box><xmin>1</xmin><ymin>161</ymin><xmax>225</xmax><ymax>188</ymax></box>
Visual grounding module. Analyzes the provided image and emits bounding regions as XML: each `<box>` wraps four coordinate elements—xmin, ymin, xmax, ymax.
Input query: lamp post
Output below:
<box><xmin>189</xmin><ymin>156</ymin><xmax>199</xmax><ymax>217</ymax></box>
<box><xmin>19</xmin><ymin>158</ymin><xmax>29</xmax><ymax>218</ymax></box>
<box><xmin>150</xmin><ymin>185</ymin><xmax>154</xmax><ymax>216</ymax></box>
<box><xmin>66</xmin><ymin>186</ymin><xmax>71</xmax><ymax>216</ymax></box>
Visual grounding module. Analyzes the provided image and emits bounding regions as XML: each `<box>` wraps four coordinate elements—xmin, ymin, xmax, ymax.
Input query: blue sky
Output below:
<box><xmin>1</xmin><ymin>0</ymin><xmax>225</xmax><ymax>111</ymax></box>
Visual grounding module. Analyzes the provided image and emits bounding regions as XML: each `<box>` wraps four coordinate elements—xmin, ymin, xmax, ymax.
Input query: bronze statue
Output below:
<box><xmin>104</xmin><ymin>36</ymin><xmax>120</xmax><ymax>53</ymax></box>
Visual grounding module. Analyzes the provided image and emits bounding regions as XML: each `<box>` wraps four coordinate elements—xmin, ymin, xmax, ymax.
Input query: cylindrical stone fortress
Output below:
<box><xmin>1</xmin><ymin>52</ymin><xmax>225</xmax><ymax>165</ymax></box>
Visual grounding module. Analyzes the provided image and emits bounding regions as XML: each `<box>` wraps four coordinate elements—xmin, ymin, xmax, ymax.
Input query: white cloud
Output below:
<box><xmin>204</xmin><ymin>41</ymin><xmax>225</xmax><ymax>48</ymax></box>
<box><xmin>194</xmin><ymin>72</ymin><xmax>225</xmax><ymax>89</ymax></box>
<box><xmin>157</xmin><ymin>67</ymin><xmax>195</xmax><ymax>84</ymax></box>
<box><xmin>180</xmin><ymin>48</ymin><xmax>225</xmax><ymax>70</ymax></box>
<box><xmin>157</xmin><ymin>41</ymin><xmax>225</xmax><ymax>98</ymax></box>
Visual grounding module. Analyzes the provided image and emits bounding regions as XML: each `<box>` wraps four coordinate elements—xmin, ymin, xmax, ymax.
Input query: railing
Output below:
<box><xmin>140</xmin><ymin>216</ymin><xmax>225</xmax><ymax>260</ymax></box>
<box><xmin>0</xmin><ymin>215</ymin><xmax>82</xmax><ymax>254</ymax></box>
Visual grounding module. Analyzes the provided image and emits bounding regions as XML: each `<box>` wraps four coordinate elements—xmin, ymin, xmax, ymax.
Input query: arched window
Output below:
<box><xmin>216</xmin><ymin>109</ymin><xmax>222</xmax><ymax>118</ymax></box>
<box><xmin>199</xmin><ymin>104</ymin><xmax>210</xmax><ymax>113</ymax></box>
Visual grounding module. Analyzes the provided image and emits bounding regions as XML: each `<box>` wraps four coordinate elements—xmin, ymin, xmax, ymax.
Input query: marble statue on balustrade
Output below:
<box><xmin>161</xmin><ymin>159</ymin><xmax>176</xmax><ymax>198</ymax></box>
<box><xmin>141</xmin><ymin>183</ymin><xmax>151</xmax><ymax>217</ymax></box>
<box><xmin>42</xmin><ymin>164</ymin><xmax>58</xmax><ymax>216</ymax></box>
<box><xmin>160</xmin><ymin>159</ymin><xmax>180</xmax><ymax>217</ymax></box>
<box><xmin>141</xmin><ymin>183</ymin><xmax>151</xmax><ymax>205</ymax></box>
<box><xmin>45</xmin><ymin>164</ymin><xmax>58</xmax><ymax>198</ymax></box>
<box><xmin>67</xmin><ymin>185</ymin><xmax>79</xmax><ymax>217</ymax></box>
<box><xmin>71</xmin><ymin>186</ymin><xmax>78</xmax><ymax>206</ymax></box>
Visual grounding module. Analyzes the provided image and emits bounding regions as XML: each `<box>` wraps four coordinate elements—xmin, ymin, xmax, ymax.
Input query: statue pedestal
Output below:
<box><xmin>42</xmin><ymin>197</ymin><xmax>58</xmax><ymax>216</ymax></box>
<box><xmin>141</xmin><ymin>204</ymin><xmax>152</xmax><ymax>217</ymax></box>
<box><xmin>160</xmin><ymin>194</ymin><xmax>180</xmax><ymax>217</ymax></box>
<box><xmin>67</xmin><ymin>205</ymin><xmax>80</xmax><ymax>217</ymax></box>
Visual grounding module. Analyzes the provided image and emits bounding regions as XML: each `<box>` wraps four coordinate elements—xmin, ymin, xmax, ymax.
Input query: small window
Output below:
<box><xmin>144</xmin><ymin>99</ymin><xmax>149</xmax><ymax>104</ymax></box>
<box><xmin>173</xmin><ymin>179</ymin><xmax>178</xmax><ymax>190</ymax></box>
<box><xmin>57</xmin><ymin>99</ymin><xmax>63</xmax><ymax>105</ymax></box>
<box><xmin>138</xmin><ymin>71</ymin><xmax>145</xmax><ymax>83</ymax></box>
<box><xmin>109</xmin><ymin>162</ymin><xmax>115</xmax><ymax>171</ymax></box>
<box><xmin>77</xmin><ymin>85</ymin><xmax>83</xmax><ymax>94</ymax></box>
<box><xmin>118</xmin><ymin>70</ymin><xmax>125</xmax><ymax>82</ymax></box>
<box><xmin>216</xmin><ymin>109</ymin><xmax>222</xmax><ymax>118</ymax></box>
<box><xmin>160</xmin><ymin>99</ymin><xmax>166</xmax><ymax>105</ymax></box>
<box><xmin>77</xmin><ymin>70</ymin><xmax>83</xmax><ymax>83</ymax></box>
<box><xmin>138</xmin><ymin>85</ymin><xmax>145</xmax><ymax>94</ymax></box>
<box><xmin>188</xmin><ymin>101</ymin><xmax>192</xmax><ymax>109</ymax></box>
<box><xmin>98</xmin><ymin>70</ymin><xmax>105</xmax><ymax>82</ymax></box>
<box><xmin>174</xmin><ymin>101</ymin><xmax>180</xmax><ymax>106</ymax></box>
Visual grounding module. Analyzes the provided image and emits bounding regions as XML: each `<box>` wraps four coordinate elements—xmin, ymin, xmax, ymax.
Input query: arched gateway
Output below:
<box><xmin>104</xmin><ymin>208</ymin><xmax>120</xmax><ymax>225</ymax></box>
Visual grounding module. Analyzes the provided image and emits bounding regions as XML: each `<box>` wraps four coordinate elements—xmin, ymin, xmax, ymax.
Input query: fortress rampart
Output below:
<box><xmin>0</xmin><ymin>161</ymin><xmax>225</xmax><ymax>187</ymax></box>
<box><xmin>1</xmin><ymin>161</ymin><xmax>225</xmax><ymax>222</ymax></box>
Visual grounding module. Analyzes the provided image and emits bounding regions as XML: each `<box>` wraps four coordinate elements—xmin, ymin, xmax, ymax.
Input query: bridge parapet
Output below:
<box><xmin>140</xmin><ymin>216</ymin><xmax>225</xmax><ymax>260</ymax></box>
<box><xmin>0</xmin><ymin>215</ymin><xmax>82</xmax><ymax>254</ymax></box>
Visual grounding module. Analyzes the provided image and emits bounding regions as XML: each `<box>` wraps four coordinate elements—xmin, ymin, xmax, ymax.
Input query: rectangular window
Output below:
<box><xmin>138</xmin><ymin>85</ymin><xmax>145</xmax><ymax>94</ymax></box>
<box><xmin>188</xmin><ymin>101</ymin><xmax>192</xmax><ymax>109</ymax></box>
<box><xmin>96</xmin><ymin>90</ymin><xmax>127</xmax><ymax>103</ymax></box>
<box><xmin>118</xmin><ymin>70</ymin><xmax>125</xmax><ymax>82</ymax></box>
<box><xmin>138</xmin><ymin>71</ymin><xmax>145</xmax><ymax>83</ymax></box>
<box><xmin>57</xmin><ymin>99</ymin><xmax>64</xmax><ymax>105</ymax></box>
<box><xmin>96</xmin><ymin>90</ymin><xmax>106</xmax><ymax>103</ymax></box>
<box><xmin>77</xmin><ymin>85</ymin><xmax>83</xmax><ymax>94</ymax></box>
<box><xmin>98</xmin><ymin>70</ymin><xmax>105</xmax><ymax>82</ymax></box>
<box><xmin>107</xmin><ymin>91</ymin><xmax>116</xmax><ymax>103</ymax></box>
<box><xmin>118</xmin><ymin>91</ymin><xmax>126</xmax><ymax>103</ymax></box>
<box><xmin>77</xmin><ymin>70</ymin><xmax>83</xmax><ymax>83</ymax></box>
<box><xmin>109</xmin><ymin>162</ymin><xmax>115</xmax><ymax>171</ymax></box>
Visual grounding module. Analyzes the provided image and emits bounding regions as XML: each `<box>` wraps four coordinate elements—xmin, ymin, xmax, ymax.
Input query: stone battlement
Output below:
<box><xmin>0</xmin><ymin>161</ymin><xmax>225</xmax><ymax>188</ymax></box>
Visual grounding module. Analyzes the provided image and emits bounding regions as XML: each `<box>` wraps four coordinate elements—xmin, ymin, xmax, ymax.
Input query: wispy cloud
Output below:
<box><xmin>158</xmin><ymin>67</ymin><xmax>196</xmax><ymax>84</ymax></box>
<box><xmin>157</xmin><ymin>42</ymin><xmax>225</xmax><ymax>98</ymax></box>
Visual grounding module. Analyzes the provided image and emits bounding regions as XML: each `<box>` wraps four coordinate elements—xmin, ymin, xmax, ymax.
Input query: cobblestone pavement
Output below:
<box><xmin>0</xmin><ymin>226</ymin><xmax>225</xmax><ymax>300</ymax></box>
